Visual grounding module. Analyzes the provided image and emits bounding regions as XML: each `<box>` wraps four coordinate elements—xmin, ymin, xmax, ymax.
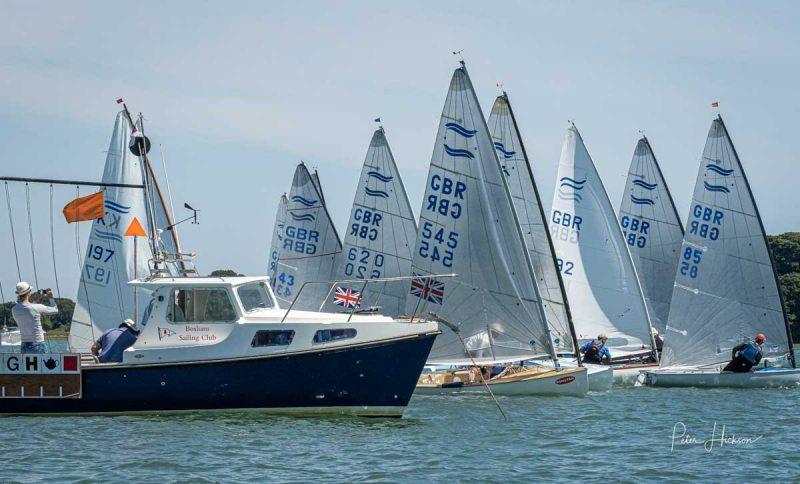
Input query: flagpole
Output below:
<box><xmin>133</xmin><ymin>235</ymin><xmax>138</xmax><ymax>323</ymax></box>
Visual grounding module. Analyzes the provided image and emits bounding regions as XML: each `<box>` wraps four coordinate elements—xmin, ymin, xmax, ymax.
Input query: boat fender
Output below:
<box><xmin>739</xmin><ymin>343</ymin><xmax>760</xmax><ymax>364</ymax></box>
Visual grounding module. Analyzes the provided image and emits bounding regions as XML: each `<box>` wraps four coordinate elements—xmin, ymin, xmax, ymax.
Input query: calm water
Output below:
<box><xmin>1</xmin><ymin>342</ymin><xmax>798</xmax><ymax>482</ymax></box>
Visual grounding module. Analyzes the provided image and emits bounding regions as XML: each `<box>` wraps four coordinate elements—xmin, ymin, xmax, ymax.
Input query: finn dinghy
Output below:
<box><xmin>0</xmin><ymin>106</ymin><xmax>439</xmax><ymax>417</ymax></box>
<box><xmin>642</xmin><ymin>116</ymin><xmax>799</xmax><ymax>388</ymax></box>
<box><xmin>267</xmin><ymin>193</ymin><xmax>288</xmax><ymax>292</ymax></box>
<box><xmin>272</xmin><ymin>163</ymin><xmax>342</xmax><ymax>310</ymax></box>
<box><xmin>487</xmin><ymin>93</ymin><xmax>611</xmax><ymax>391</ymax></box>
<box><xmin>411</xmin><ymin>64</ymin><xmax>587</xmax><ymax>396</ymax></box>
<box><xmin>618</xmin><ymin>137</ymin><xmax>684</xmax><ymax>341</ymax></box>
<box><xmin>326</xmin><ymin>127</ymin><xmax>418</xmax><ymax>317</ymax></box>
<box><xmin>549</xmin><ymin>124</ymin><xmax>659</xmax><ymax>383</ymax></box>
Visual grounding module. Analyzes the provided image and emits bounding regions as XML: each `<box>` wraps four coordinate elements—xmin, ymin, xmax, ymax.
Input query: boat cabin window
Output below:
<box><xmin>237</xmin><ymin>282</ymin><xmax>276</xmax><ymax>312</ymax></box>
<box><xmin>251</xmin><ymin>330</ymin><xmax>295</xmax><ymax>347</ymax></box>
<box><xmin>167</xmin><ymin>288</ymin><xmax>237</xmax><ymax>323</ymax></box>
<box><xmin>313</xmin><ymin>328</ymin><xmax>357</xmax><ymax>344</ymax></box>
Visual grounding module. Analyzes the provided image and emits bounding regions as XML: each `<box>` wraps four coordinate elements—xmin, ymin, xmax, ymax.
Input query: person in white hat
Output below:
<box><xmin>11</xmin><ymin>282</ymin><xmax>58</xmax><ymax>354</ymax></box>
<box><xmin>90</xmin><ymin>318</ymin><xmax>141</xmax><ymax>363</ymax></box>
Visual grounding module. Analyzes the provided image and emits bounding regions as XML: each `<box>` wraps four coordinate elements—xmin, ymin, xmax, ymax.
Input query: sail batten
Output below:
<box><xmin>618</xmin><ymin>137</ymin><xmax>684</xmax><ymax>335</ymax></box>
<box><xmin>662</xmin><ymin>116</ymin><xmax>793</xmax><ymax>367</ymax></box>
<box><xmin>550</xmin><ymin>125</ymin><xmax>654</xmax><ymax>353</ymax></box>
<box><xmin>406</xmin><ymin>65</ymin><xmax>554</xmax><ymax>363</ymax></box>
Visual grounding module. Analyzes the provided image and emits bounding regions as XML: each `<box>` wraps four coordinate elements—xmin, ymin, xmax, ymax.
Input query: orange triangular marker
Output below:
<box><xmin>124</xmin><ymin>217</ymin><xmax>148</xmax><ymax>237</ymax></box>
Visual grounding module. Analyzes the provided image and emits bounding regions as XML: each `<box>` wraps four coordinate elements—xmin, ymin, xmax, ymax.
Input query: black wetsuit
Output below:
<box><xmin>722</xmin><ymin>342</ymin><xmax>762</xmax><ymax>373</ymax></box>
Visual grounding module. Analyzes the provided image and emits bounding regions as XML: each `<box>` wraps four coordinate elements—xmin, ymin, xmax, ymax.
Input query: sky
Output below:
<box><xmin>1</xmin><ymin>0</ymin><xmax>799</xmax><ymax>300</ymax></box>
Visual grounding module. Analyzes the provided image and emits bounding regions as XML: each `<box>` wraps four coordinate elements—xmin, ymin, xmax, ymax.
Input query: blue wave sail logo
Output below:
<box><xmin>367</xmin><ymin>171</ymin><xmax>393</xmax><ymax>182</ymax></box>
<box><xmin>630</xmin><ymin>195</ymin><xmax>655</xmax><ymax>205</ymax></box>
<box><xmin>493</xmin><ymin>142</ymin><xmax>516</xmax><ymax>159</ymax></box>
<box><xmin>705</xmin><ymin>164</ymin><xmax>734</xmax><ymax>176</ymax></box>
<box><xmin>632</xmin><ymin>179</ymin><xmax>657</xmax><ymax>190</ymax></box>
<box><xmin>291</xmin><ymin>195</ymin><xmax>318</xmax><ymax>207</ymax></box>
<box><xmin>558</xmin><ymin>177</ymin><xmax>586</xmax><ymax>203</ymax></box>
<box><xmin>104</xmin><ymin>200</ymin><xmax>130</xmax><ymax>214</ymax></box>
<box><xmin>289</xmin><ymin>212</ymin><xmax>316</xmax><ymax>222</ymax></box>
<box><xmin>444</xmin><ymin>144</ymin><xmax>475</xmax><ymax>159</ymax></box>
<box><xmin>445</xmin><ymin>122</ymin><xmax>477</xmax><ymax>138</ymax></box>
<box><xmin>93</xmin><ymin>229</ymin><xmax>123</xmax><ymax>243</ymax></box>
<box><xmin>364</xmin><ymin>187</ymin><xmax>389</xmax><ymax>199</ymax></box>
<box><xmin>703</xmin><ymin>181</ymin><xmax>730</xmax><ymax>193</ymax></box>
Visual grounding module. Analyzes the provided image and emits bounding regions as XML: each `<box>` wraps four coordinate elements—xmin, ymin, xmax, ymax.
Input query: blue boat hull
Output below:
<box><xmin>0</xmin><ymin>333</ymin><xmax>437</xmax><ymax>417</ymax></box>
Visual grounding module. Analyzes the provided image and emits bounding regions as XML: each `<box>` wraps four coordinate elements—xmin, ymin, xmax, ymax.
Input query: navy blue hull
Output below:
<box><xmin>0</xmin><ymin>334</ymin><xmax>436</xmax><ymax>416</ymax></box>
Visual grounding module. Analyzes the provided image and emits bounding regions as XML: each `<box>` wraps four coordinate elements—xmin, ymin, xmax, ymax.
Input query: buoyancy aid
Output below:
<box><xmin>739</xmin><ymin>342</ymin><xmax>761</xmax><ymax>364</ymax></box>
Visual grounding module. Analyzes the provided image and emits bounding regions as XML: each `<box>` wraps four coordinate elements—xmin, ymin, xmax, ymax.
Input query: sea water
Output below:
<box><xmin>0</xmin><ymin>342</ymin><xmax>797</xmax><ymax>482</ymax></box>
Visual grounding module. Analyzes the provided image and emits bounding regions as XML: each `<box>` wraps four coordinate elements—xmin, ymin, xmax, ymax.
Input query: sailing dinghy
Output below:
<box><xmin>618</xmin><ymin>137</ymin><xmax>683</xmax><ymax>343</ymax></box>
<box><xmin>642</xmin><ymin>116</ymin><xmax>799</xmax><ymax>388</ymax></box>
<box><xmin>549</xmin><ymin>124</ymin><xmax>659</xmax><ymax>383</ymax></box>
<box><xmin>272</xmin><ymin>163</ymin><xmax>342</xmax><ymax>310</ymax></box>
<box><xmin>411</xmin><ymin>64</ymin><xmax>587</xmax><ymax>396</ymax></box>
<box><xmin>327</xmin><ymin>127</ymin><xmax>417</xmax><ymax>317</ymax></box>
<box><xmin>487</xmin><ymin>93</ymin><xmax>611</xmax><ymax>391</ymax></box>
<box><xmin>267</xmin><ymin>193</ymin><xmax>288</xmax><ymax>295</ymax></box>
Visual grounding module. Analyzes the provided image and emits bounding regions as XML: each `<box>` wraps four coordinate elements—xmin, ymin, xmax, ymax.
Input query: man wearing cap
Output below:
<box><xmin>91</xmin><ymin>319</ymin><xmax>141</xmax><ymax>363</ymax></box>
<box><xmin>723</xmin><ymin>333</ymin><xmax>766</xmax><ymax>373</ymax></box>
<box><xmin>580</xmin><ymin>333</ymin><xmax>612</xmax><ymax>364</ymax></box>
<box><xmin>11</xmin><ymin>282</ymin><xmax>58</xmax><ymax>354</ymax></box>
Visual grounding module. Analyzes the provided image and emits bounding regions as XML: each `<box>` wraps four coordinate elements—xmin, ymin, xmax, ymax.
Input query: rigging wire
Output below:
<box><xmin>4</xmin><ymin>182</ymin><xmax>23</xmax><ymax>281</ymax></box>
<box><xmin>25</xmin><ymin>183</ymin><xmax>40</xmax><ymax>289</ymax></box>
<box><xmin>49</xmin><ymin>184</ymin><xmax>62</xmax><ymax>297</ymax></box>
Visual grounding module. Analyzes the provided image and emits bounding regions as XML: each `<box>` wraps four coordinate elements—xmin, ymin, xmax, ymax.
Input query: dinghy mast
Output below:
<box><xmin>717</xmin><ymin>116</ymin><xmax>795</xmax><ymax>368</ymax></box>
<box><xmin>493</xmin><ymin>92</ymin><xmax>582</xmax><ymax>365</ymax></box>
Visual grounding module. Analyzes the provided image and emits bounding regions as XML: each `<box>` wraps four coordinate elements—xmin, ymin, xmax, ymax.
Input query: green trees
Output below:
<box><xmin>768</xmin><ymin>233</ymin><xmax>800</xmax><ymax>342</ymax></box>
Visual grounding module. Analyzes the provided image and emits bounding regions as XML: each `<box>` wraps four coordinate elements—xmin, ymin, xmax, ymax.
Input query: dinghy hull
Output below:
<box><xmin>642</xmin><ymin>367</ymin><xmax>800</xmax><ymax>388</ymax></box>
<box><xmin>0</xmin><ymin>333</ymin><xmax>436</xmax><ymax>416</ymax></box>
<box><xmin>415</xmin><ymin>366</ymin><xmax>587</xmax><ymax>396</ymax></box>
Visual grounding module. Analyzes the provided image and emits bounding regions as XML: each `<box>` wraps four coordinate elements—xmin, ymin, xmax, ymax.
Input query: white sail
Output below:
<box><xmin>618</xmin><ymin>137</ymin><xmax>684</xmax><ymax>335</ymax></box>
<box><xmin>311</xmin><ymin>169</ymin><xmax>326</xmax><ymax>207</ymax></box>
<box><xmin>405</xmin><ymin>64</ymin><xmax>555</xmax><ymax>363</ymax></box>
<box><xmin>330</xmin><ymin>128</ymin><xmax>417</xmax><ymax>317</ymax></box>
<box><xmin>69</xmin><ymin>112</ymin><xmax>152</xmax><ymax>352</ymax></box>
<box><xmin>662</xmin><ymin>116</ymin><xmax>792</xmax><ymax>367</ymax></box>
<box><xmin>267</xmin><ymin>194</ymin><xmax>288</xmax><ymax>287</ymax></box>
<box><xmin>274</xmin><ymin>163</ymin><xmax>342</xmax><ymax>310</ymax></box>
<box><xmin>549</xmin><ymin>125</ymin><xmax>654</xmax><ymax>355</ymax></box>
<box><xmin>487</xmin><ymin>94</ymin><xmax>575</xmax><ymax>354</ymax></box>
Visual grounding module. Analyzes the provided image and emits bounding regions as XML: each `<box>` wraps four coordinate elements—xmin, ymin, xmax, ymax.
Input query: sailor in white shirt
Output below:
<box><xmin>11</xmin><ymin>282</ymin><xmax>58</xmax><ymax>354</ymax></box>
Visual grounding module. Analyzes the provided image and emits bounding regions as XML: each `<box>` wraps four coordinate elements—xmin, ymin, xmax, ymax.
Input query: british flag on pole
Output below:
<box><xmin>333</xmin><ymin>287</ymin><xmax>362</xmax><ymax>309</ymax></box>
<box><xmin>410</xmin><ymin>274</ymin><xmax>445</xmax><ymax>305</ymax></box>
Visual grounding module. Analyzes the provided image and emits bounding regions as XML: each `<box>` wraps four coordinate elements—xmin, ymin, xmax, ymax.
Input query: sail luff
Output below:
<box><xmin>716</xmin><ymin>116</ymin><xmax>794</xmax><ymax>368</ymax></box>
<box><xmin>644</xmin><ymin>136</ymin><xmax>685</xmax><ymax>237</ymax></box>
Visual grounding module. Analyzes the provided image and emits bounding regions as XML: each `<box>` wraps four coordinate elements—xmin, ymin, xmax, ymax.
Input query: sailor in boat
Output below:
<box><xmin>91</xmin><ymin>319</ymin><xmax>141</xmax><ymax>363</ymax></box>
<box><xmin>11</xmin><ymin>282</ymin><xmax>58</xmax><ymax>354</ymax></box>
<box><xmin>723</xmin><ymin>334</ymin><xmax>766</xmax><ymax>373</ymax></box>
<box><xmin>580</xmin><ymin>334</ymin><xmax>611</xmax><ymax>364</ymax></box>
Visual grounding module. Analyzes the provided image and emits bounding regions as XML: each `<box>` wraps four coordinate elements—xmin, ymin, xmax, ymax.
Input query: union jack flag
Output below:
<box><xmin>410</xmin><ymin>275</ymin><xmax>445</xmax><ymax>305</ymax></box>
<box><xmin>333</xmin><ymin>287</ymin><xmax>361</xmax><ymax>309</ymax></box>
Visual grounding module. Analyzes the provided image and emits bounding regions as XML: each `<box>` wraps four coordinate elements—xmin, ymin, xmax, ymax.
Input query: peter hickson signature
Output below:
<box><xmin>671</xmin><ymin>422</ymin><xmax>762</xmax><ymax>452</ymax></box>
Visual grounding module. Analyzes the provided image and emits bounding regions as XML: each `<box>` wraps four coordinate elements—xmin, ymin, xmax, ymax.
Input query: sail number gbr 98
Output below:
<box><xmin>419</xmin><ymin>221</ymin><xmax>458</xmax><ymax>268</ymax></box>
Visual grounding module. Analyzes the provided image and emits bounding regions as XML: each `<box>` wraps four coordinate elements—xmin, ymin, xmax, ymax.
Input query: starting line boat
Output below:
<box><xmin>642</xmin><ymin>116</ymin><xmax>799</xmax><ymax>388</ymax></box>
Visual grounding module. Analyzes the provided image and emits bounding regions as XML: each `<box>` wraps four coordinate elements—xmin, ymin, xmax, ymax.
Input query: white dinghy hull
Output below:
<box><xmin>642</xmin><ymin>367</ymin><xmax>800</xmax><ymax>389</ymax></box>
<box><xmin>416</xmin><ymin>367</ymin><xmax>588</xmax><ymax>396</ymax></box>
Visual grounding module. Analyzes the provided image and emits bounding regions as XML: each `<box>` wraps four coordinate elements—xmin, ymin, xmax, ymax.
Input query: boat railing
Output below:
<box><xmin>280</xmin><ymin>273</ymin><xmax>457</xmax><ymax>323</ymax></box>
<box><xmin>148</xmin><ymin>251</ymin><xmax>199</xmax><ymax>278</ymax></box>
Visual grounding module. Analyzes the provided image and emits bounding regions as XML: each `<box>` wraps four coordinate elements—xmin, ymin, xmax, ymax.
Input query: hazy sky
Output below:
<box><xmin>1</xmin><ymin>1</ymin><xmax>798</xmax><ymax>300</ymax></box>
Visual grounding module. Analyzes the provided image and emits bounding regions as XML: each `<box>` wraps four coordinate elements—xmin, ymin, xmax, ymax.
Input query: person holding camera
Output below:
<box><xmin>11</xmin><ymin>282</ymin><xmax>58</xmax><ymax>354</ymax></box>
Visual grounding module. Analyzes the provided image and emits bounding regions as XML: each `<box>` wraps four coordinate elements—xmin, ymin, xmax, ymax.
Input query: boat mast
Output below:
<box><xmin>503</xmin><ymin>92</ymin><xmax>582</xmax><ymax>366</ymax></box>
<box><xmin>717</xmin><ymin>115</ymin><xmax>795</xmax><ymax>368</ymax></box>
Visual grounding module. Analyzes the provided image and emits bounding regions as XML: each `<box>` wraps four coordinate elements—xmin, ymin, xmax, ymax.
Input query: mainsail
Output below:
<box><xmin>487</xmin><ymin>93</ymin><xmax>576</xmax><ymax>354</ymax></box>
<box><xmin>274</xmin><ymin>163</ymin><xmax>342</xmax><ymax>309</ymax></box>
<box><xmin>330</xmin><ymin>128</ymin><xmax>417</xmax><ymax>317</ymax></box>
<box><xmin>618</xmin><ymin>137</ymin><xmax>684</xmax><ymax>335</ymax></box>
<box><xmin>549</xmin><ymin>125</ymin><xmax>654</xmax><ymax>355</ymax></box>
<box><xmin>662</xmin><ymin>116</ymin><xmax>794</xmax><ymax>367</ymax></box>
<box><xmin>406</xmin><ymin>64</ymin><xmax>555</xmax><ymax>363</ymax></box>
<box><xmin>311</xmin><ymin>169</ymin><xmax>326</xmax><ymax>207</ymax></box>
<box><xmin>268</xmin><ymin>194</ymin><xmax>288</xmax><ymax>285</ymax></box>
<box><xmin>69</xmin><ymin>112</ymin><xmax>152</xmax><ymax>352</ymax></box>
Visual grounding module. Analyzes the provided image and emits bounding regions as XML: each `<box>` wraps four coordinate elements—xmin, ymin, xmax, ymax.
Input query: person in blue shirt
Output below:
<box><xmin>723</xmin><ymin>333</ymin><xmax>765</xmax><ymax>373</ymax></box>
<box><xmin>91</xmin><ymin>319</ymin><xmax>140</xmax><ymax>363</ymax></box>
<box><xmin>580</xmin><ymin>333</ymin><xmax>611</xmax><ymax>364</ymax></box>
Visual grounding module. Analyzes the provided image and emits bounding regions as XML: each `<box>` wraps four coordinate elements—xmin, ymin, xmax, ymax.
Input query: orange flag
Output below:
<box><xmin>62</xmin><ymin>191</ymin><xmax>105</xmax><ymax>223</ymax></box>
